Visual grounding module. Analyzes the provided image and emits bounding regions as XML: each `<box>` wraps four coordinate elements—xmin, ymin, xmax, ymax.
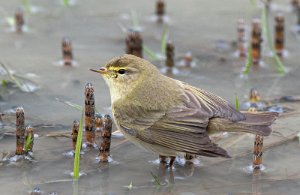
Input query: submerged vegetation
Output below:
<box><xmin>0</xmin><ymin>62</ymin><xmax>38</xmax><ymax>93</ymax></box>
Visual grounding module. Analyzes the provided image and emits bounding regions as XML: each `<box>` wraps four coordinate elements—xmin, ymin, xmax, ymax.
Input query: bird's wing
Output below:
<box><xmin>113</xmin><ymin>83</ymin><xmax>239</xmax><ymax>157</ymax></box>
<box><xmin>180</xmin><ymin>82</ymin><xmax>246</xmax><ymax>122</ymax></box>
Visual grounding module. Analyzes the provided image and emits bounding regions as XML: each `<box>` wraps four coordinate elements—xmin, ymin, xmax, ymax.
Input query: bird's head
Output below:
<box><xmin>90</xmin><ymin>54</ymin><xmax>159</xmax><ymax>102</ymax></box>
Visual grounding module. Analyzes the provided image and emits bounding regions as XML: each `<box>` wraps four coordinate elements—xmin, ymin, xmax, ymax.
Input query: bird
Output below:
<box><xmin>90</xmin><ymin>54</ymin><xmax>278</xmax><ymax>163</ymax></box>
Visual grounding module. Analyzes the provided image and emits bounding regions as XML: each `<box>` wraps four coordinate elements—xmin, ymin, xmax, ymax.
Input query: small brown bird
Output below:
<box><xmin>91</xmin><ymin>54</ymin><xmax>278</xmax><ymax>159</ymax></box>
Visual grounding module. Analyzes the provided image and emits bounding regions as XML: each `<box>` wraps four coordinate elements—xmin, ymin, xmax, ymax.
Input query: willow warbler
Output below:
<box><xmin>91</xmin><ymin>54</ymin><xmax>278</xmax><ymax>158</ymax></box>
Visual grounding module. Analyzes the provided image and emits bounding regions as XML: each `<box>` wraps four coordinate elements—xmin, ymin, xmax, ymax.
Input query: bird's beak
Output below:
<box><xmin>90</xmin><ymin>67</ymin><xmax>107</xmax><ymax>75</ymax></box>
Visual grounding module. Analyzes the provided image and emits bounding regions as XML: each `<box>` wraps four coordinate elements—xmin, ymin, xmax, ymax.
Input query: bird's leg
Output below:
<box><xmin>169</xmin><ymin>166</ymin><xmax>175</xmax><ymax>184</ymax></box>
<box><xmin>159</xmin><ymin>155</ymin><xmax>168</xmax><ymax>164</ymax></box>
<box><xmin>185</xmin><ymin>153</ymin><xmax>196</xmax><ymax>162</ymax></box>
<box><xmin>169</xmin><ymin>156</ymin><xmax>176</xmax><ymax>167</ymax></box>
<box><xmin>183</xmin><ymin>160</ymin><xmax>195</xmax><ymax>177</ymax></box>
<box><xmin>157</xmin><ymin>160</ymin><xmax>168</xmax><ymax>185</ymax></box>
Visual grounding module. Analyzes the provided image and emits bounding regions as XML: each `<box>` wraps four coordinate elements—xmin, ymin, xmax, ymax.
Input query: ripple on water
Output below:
<box><xmin>67</xmin><ymin>171</ymin><xmax>86</xmax><ymax>178</ymax></box>
<box><xmin>242</xmin><ymin>164</ymin><xmax>267</xmax><ymax>174</ymax></box>
<box><xmin>95</xmin><ymin>156</ymin><xmax>120</xmax><ymax>165</ymax></box>
<box><xmin>29</xmin><ymin>187</ymin><xmax>43</xmax><ymax>195</ymax></box>
<box><xmin>53</xmin><ymin>60</ymin><xmax>79</xmax><ymax>67</ymax></box>
<box><xmin>63</xmin><ymin>150</ymin><xmax>84</xmax><ymax>158</ymax></box>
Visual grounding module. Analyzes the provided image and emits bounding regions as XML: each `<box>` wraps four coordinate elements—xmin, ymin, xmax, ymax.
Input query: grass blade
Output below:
<box><xmin>130</xmin><ymin>10</ymin><xmax>139</xmax><ymax>30</ymax></box>
<box><xmin>150</xmin><ymin>171</ymin><xmax>161</xmax><ymax>186</ymax></box>
<box><xmin>142</xmin><ymin>45</ymin><xmax>159</xmax><ymax>61</ymax></box>
<box><xmin>261</xmin><ymin>5</ymin><xmax>273</xmax><ymax>50</ymax></box>
<box><xmin>63</xmin><ymin>0</ymin><xmax>70</xmax><ymax>7</ymax></box>
<box><xmin>56</xmin><ymin>98</ymin><xmax>100</xmax><ymax>113</ymax></box>
<box><xmin>250</xmin><ymin>0</ymin><xmax>256</xmax><ymax>6</ymax></box>
<box><xmin>261</xmin><ymin>4</ymin><xmax>286</xmax><ymax>74</ymax></box>
<box><xmin>0</xmin><ymin>62</ymin><xmax>27</xmax><ymax>91</ymax></box>
<box><xmin>273</xmin><ymin>54</ymin><xmax>286</xmax><ymax>74</ymax></box>
<box><xmin>235</xmin><ymin>94</ymin><xmax>239</xmax><ymax>111</ymax></box>
<box><xmin>56</xmin><ymin>98</ymin><xmax>83</xmax><ymax>111</ymax></box>
<box><xmin>2</xmin><ymin>79</ymin><xmax>8</xmax><ymax>90</ymax></box>
<box><xmin>73</xmin><ymin>113</ymin><xmax>83</xmax><ymax>180</ymax></box>
<box><xmin>22</xmin><ymin>0</ymin><xmax>32</xmax><ymax>14</ymax></box>
<box><xmin>160</xmin><ymin>26</ymin><xmax>169</xmax><ymax>54</ymax></box>
<box><xmin>25</xmin><ymin>133</ymin><xmax>33</xmax><ymax>152</ymax></box>
<box><xmin>243</xmin><ymin>47</ymin><xmax>252</xmax><ymax>75</ymax></box>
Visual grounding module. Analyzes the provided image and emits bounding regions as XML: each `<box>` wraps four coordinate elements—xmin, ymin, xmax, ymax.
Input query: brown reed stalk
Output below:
<box><xmin>99</xmin><ymin>115</ymin><xmax>112</xmax><ymax>162</ymax></box>
<box><xmin>16</xmin><ymin>107</ymin><xmax>25</xmax><ymax>155</ymax></box>
<box><xmin>274</xmin><ymin>14</ymin><xmax>285</xmax><ymax>57</ymax></box>
<box><xmin>71</xmin><ymin>120</ymin><xmax>80</xmax><ymax>151</ymax></box>
<box><xmin>252</xmin><ymin>134</ymin><xmax>264</xmax><ymax>169</ymax></box>
<box><xmin>291</xmin><ymin>0</ymin><xmax>299</xmax><ymax>11</ymax></box>
<box><xmin>156</xmin><ymin>0</ymin><xmax>165</xmax><ymax>22</ymax></box>
<box><xmin>15</xmin><ymin>8</ymin><xmax>24</xmax><ymax>33</ymax></box>
<box><xmin>62</xmin><ymin>38</ymin><xmax>73</xmax><ymax>66</ymax></box>
<box><xmin>251</xmin><ymin>19</ymin><xmax>262</xmax><ymax>66</ymax></box>
<box><xmin>85</xmin><ymin>83</ymin><xmax>95</xmax><ymax>146</ymax></box>
<box><xmin>95</xmin><ymin>113</ymin><xmax>103</xmax><ymax>131</ymax></box>
<box><xmin>165</xmin><ymin>40</ymin><xmax>174</xmax><ymax>75</ymax></box>
<box><xmin>237</xmin><ymin>19</ymin><xmax>247</xmax><ymax>59</ymax></box>
<box><xmin>125</xmin><ymin>30</ymin><xmax>143</xmax><ymax>58</ymax></box>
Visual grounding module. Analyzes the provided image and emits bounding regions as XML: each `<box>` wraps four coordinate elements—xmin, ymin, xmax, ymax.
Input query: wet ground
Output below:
<box><xmin>1</xmin><ymin>0</ymin><xmax>300</xmax><ymax>194</ymax></box>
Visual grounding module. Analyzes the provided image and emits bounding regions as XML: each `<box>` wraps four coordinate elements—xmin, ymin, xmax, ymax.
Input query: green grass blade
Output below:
<box><xmin>273</xmin><ymin>54</ymin><xmax>286</xmax><ymax>74</ymax></box>
<box><xmin>22</xmin><ymin>0</ymin><xmax>32</xmax><ymax>14</ymax></box>
<box><xmin>250</xmin><ymin>0</ymin><xmax>256</xmax><ymax>6</ymax></box>
<box><xmin>73</xmin><ymin>113</ymin><xmax>83</xmax><ymax>180</ymax></box>
<box><xmin>2</xmin><ymin>79</ymin><xmax>7</xmax><ymax>90</ymax></box>
<box><xmin>261</xmin><ymin>4</ymin><xmax>286</xmax><ymax>74</ymax></box>
<box><xmin>56</xmin><ymin>98</ymin><xmax>83</xmax><ymax>111</ymax></box>
<box><xmin>243</xmin><ymin>47</ymin><xmax>252</xmax><ymax>75</ymax></box>
<box><xmin>142</xmin><ymin>45</ymin><xmax>159</xmax><ymax>61</ymax></box>
<box><xmin>150</xmin><ymin>172</ymin><xmax>161</xmax><ymax>186</ymax></box>
<box><xmin>0</xmin><ymin>62</ymin><xmax>24</xmax><ymax>91</ymax></box>
<box><xmin>160</xmin><ymin>26</ymin><xmax>169</xmax><ymax>54</ymax></box>
<box><xmin>130</xmin><ymin>10</ymin><xmax>139</xmax><ymax>29</ymax></box>
<box><xmin>235</xmin><ymin>94</ymin><xmax>239</xmax><ymax>111</ymax></box>
<box><xmin>63</xmin><ymin>0</ymin><xmax>70</xmax><ymax>7</ymax></box>
<box><xmin>261</xmin><ymin>5</ymin><xmax>273</xmax><ymax>50</ymax></box>
<box><xmin>56</xmin><ymin>98</ymin><xmax>100</xmax><ymax>113</ymax></box>
<box><xmin>25</xmin><ymin>133</ymin><xmax>32</xmax><ymax>152</ymax></box>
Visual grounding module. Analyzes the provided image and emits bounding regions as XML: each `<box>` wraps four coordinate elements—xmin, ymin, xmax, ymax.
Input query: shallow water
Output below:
<box><xmin>1</xmin><ymin>0</ymin><xmax>300</xmax><ymax>194</ymax></box>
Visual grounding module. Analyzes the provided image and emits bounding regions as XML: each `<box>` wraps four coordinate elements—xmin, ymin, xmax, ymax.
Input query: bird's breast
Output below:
<box><xmin>111</xmin><ymin>109</ymin><xmax>138</xmax><ymax>139</ymax></box>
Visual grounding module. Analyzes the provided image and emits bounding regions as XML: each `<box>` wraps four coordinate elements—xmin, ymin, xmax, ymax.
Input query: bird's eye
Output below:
<box><xmin>118</xmin><ymin>69</ymin><xmax>126</xmax><ymax>74</ymax></box>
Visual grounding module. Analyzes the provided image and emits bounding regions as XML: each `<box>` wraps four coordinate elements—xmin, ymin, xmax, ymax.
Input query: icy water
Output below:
<box><xmin>1</xmin><ymin>0</ymin><xmax>300</xmax><ymax>194</ymax></box>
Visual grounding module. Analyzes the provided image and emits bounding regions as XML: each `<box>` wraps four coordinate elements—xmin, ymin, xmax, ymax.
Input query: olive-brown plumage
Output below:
<box><xmin>91</xmin><ymin>54</ymin><xmax>278</xmax><ymax>158</ymax></box>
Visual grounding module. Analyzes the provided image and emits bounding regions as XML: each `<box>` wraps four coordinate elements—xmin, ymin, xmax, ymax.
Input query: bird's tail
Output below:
<box><xmin>208</xmin><ymin>111</ymin><xmax>279</xmax><ymax>136</ymax></box>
